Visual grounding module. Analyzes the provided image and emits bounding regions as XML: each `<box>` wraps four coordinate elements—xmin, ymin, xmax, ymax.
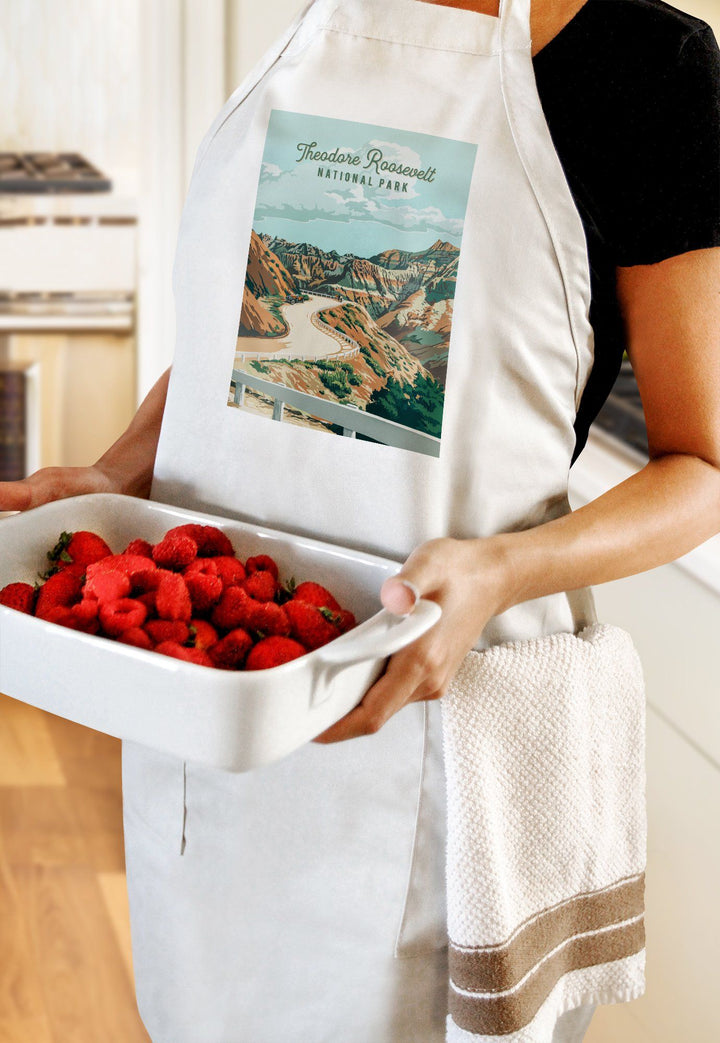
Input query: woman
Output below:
<box><xmin>2</xmin><ymin>0</ymin><xmax>719</xmax><ymax>1040</ymax></box>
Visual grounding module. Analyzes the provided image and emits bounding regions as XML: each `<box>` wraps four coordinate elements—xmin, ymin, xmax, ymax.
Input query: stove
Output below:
<box><xmin>0</xmin><ymin>152</ymin><xmax>112</xmax><ymax>193</ymax></box>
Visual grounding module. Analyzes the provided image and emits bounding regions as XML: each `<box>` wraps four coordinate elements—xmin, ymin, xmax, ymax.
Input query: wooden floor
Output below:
<box><xmin>0</xmin><ymin>692</ymin><xmax>150</xmax><ymax>1043</ymax></box>
<box><xmin>0</xmin><ymin>689</ymin><xmax>650</xmax><ymax>1043</ymax></box>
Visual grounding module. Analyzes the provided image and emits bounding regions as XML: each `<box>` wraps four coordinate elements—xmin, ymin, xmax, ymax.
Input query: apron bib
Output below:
<box><xmin>122</xmin><ymin>1</ymin><xmax>599</xmax><ymax>1039</ymax></box>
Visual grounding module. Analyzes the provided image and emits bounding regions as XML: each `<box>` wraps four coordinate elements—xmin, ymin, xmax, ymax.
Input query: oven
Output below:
<box><xmin>0</xmin><ymin>154</ymin><xmax>138</xmax><ymax>478</ymax></box>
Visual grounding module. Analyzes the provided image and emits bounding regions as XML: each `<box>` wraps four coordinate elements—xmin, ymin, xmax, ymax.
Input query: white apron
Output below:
<box><xmin>122</xmin><ymin>0</ymin><xmax>599</xmax><ymax>1039</ymax></box>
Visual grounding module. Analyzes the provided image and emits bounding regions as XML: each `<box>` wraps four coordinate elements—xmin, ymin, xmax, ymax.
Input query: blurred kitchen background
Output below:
<box><xmin>1</xmin><ymin>1</ymin><xmax>719</xmax><ymax>1041</ymax></box>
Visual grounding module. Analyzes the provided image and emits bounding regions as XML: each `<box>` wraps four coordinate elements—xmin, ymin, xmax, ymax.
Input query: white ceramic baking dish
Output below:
<box><xmin>0</xmin><ymin>494</ymin><xmax>441</xmax><ymax>772</ymax></box>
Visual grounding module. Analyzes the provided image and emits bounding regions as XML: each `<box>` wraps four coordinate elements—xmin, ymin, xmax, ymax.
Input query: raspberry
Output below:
<box><xmin>245</xmin><ymin>554</ymin><xmax>279</xmax><ymax>581</ymax></box>
<box><xmin>211</xmin><ymin>586</ymin><xmax>254</xmax><ymax>631</ymax></box>
<box><xmin>213</xmin><ymin>556</ymin><xmax>247</xmax><ymax>589</ymax></box>
<box><xmin>292</xmin><ymin>581</ymin><xmax>341</xmax><ymax>612</ymax></box>
<box><xmin>189</xmin><ymin>619</ymin><xmax>219</xmax><ymax>652</ymax></box>
<box><xmin>136</xmin><ymin>590</ymin><xmax>158</xmax><ymax>617</ymax></box>
<box><xmin>155</xmin><ymin>572</ymin><xmax>192</xmax><ymax>622</ymax></box>
<box><xmin>83</xmin><ymin>570</ymin><xmax>131</xmax><ymax>604</ymax></box>
<box><xmin>208</xmin><ymin>628</ymin><xmax>253</xmax><ymax>669</ymax></box>
<box><xmin>145</xmin><ymin>620</ymin><xmax>190</xmax><ymax>645</ymax></box>
<box><xmin>98</xmin><ymin>598</ymin><xmax>148</xmax><ymax>636</ymax></box>
<box><xmin>86</xmin><ymin>554</ymin><xmax>156</xmax><ymax>583</ymax></box>
<box><xmin>184</xmin><ymin>561</ymin><xmax>223</xmax><ymax>613</ymax></box>
<box><xmin>0</xmin><ymin>582</ymin><xmax>37</xmax><ymax>615</ymax></box>
<box><xmin>245</xmin><ymin>636</ymin><xmax>306</xmax><ymax>670</ymax></box>
<box><xmin>152</xmin><ymin>533</ymin><xmax>198</xmax><ymax>571</ymax></box>
<box><xmin>284</xmin><ymin>600</ymin><xmax>340</xmax><ymax>651</ymax></box>
<box><xmin>124</xmin><ymin>538</ymin><xmax>154</xmax><ymax>558</ymax></box>
<box><xmin>118</xmin><ymin>627</ymin><xmax>154</xmax><ymax>650</ymax></box>
<box><xmin>242</xmin><ymin>570</ymin><xmax>277</xmax><ymax>602</ymax></box>
<box><xmin>165</xmin><ymin>524</ymin><xmax>235</xmax><ymax>558</ymax></box>
<box><xmin>155</xmin><ymin>641</ymin><xmax>213</xmax><ymax>667</ymax></box>
<box><xmin>45</xmin><ymin>604</ymin><xmax>100</xmax><ymax>634</ymax></box>
<box><xmin>131</xmin><ymin>567</ymin><xmax>162</xmax><ymax>594</ymax></box>
<box><xmin>73</xmin><ymin>598</ymin><xmax>99</xmax><ymax>623</ymax></box>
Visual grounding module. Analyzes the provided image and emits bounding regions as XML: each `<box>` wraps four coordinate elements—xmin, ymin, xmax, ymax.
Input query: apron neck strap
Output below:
<box><xmin>499</xmin><ymin>0</ymin><xmax>532</xmax><ymax>51</ymax></box>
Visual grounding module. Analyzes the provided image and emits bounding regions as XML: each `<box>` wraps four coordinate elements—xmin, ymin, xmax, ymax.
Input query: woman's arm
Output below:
<box><xmin>0</xmin><ymin>367</ymin><xmax>171</xmax><ymax>512</ymax></box>
<box><xmin>314</xmin><ymin>246</ymin><xmax>720</xmax><ymax>743</ymax></box>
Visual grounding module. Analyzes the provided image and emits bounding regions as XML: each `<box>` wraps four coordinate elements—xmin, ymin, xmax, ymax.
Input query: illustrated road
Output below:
<box><xmin>235</xmin><ymin>293</ymin><xmax>360</xmax><ymax>364</ymax></box>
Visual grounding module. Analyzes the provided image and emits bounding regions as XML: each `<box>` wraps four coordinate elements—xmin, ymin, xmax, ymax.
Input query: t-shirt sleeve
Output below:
<box><xmin>610</xmin><ymin>24</ymin><xmax>720</xmax><ymax>267</ymax></box>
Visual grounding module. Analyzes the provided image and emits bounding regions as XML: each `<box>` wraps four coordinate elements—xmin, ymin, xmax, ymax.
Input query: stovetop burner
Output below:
<box><xmin>0</xmin><ymin>152</ymin><xmax>112</xmax><ymax>193</ymax></box>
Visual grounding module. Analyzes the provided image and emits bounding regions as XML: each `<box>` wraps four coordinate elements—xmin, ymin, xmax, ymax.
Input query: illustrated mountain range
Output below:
<box><xmin>239</xmin><ymin>231</ymin><xmax>459</xmax><ymax>386</ymax></box>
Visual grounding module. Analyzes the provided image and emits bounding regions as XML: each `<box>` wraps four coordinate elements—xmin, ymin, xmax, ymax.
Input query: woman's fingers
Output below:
<box><xmin>312</xmin><ymin>651</ymin><xmax>425</xmax><ymax>744</ymax></box>
<box><xmin>0</xmin><ymin>480</ymin><xmax>34</xmax><ymax>512</ymax></box>
<box><xmin>0</xmin><ymin>465</ymin><xmax>114</xmax><ymax>514</ymax></box>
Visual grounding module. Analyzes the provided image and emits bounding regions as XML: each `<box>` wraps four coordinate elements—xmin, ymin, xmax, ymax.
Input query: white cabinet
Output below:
<box><xmin>571</xmin><ymin>432</ymin><xmax>720</xmax><ymax>1043</ymax></box>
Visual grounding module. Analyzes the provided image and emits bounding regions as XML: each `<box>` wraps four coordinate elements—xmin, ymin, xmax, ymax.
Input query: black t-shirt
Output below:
<box><xmin>531</xmin><ymin>0</ymin><xmax>720</xmax><ymax>465</ymax></box>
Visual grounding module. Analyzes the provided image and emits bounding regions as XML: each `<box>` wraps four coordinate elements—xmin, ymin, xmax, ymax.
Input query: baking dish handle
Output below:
<box><xmin>315</xmin><ymin>598</ymin><xmax>442</xmax><ymax>667</ymax></box>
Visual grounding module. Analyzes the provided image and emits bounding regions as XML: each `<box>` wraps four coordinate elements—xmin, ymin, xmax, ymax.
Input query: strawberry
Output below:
<box><xmin>0</xmin><ymin>582</ymin><xmax>37</xmax><ymax>615</ymax></box>
<box><xmin>165</xmin><ymin>524</ymin><xmax>235</xmax><ymax>558</ymax></box>
<box><xmin>188</xmin><ymin>619</ymin><xmax>219</xmax><ymax>652</ymax></box>
<box><xmin>242</xmin><ymin>570</ymin><xmax>277</xmax><ymax>602</ymax></box>
<box><xmin>152</xmin><ymin>533</ymin><xmax>198</xmax><ymax>571</ymax></box>
<box><xmin>246</xmin><ymin>600</ymin><xmax>291</xmax><ymax>637</ymax></box>
<box><xmin>335</xmin><ymin>608</ymin><xmax>357</xmax><ymax>633</ymax></box>
<box><xmin>155</xmin><ymin>641</ymin><xmax>214</xmax><ymax>667</ymax></box>
<box><xmin>124</xmin><ymin>538</ymin><xmax>154</xmax><ymax>558</ymax></box>
<box><xmin>292</xmin><ymin>581</ymin><xmax>341</xmax><ymax>612</ymax></box>
<box><xmin>35</xmin><ymin>570</ymin><xmax>84</xmax><ymax>620</ymax></box>
<box><xmin>98</xmin><ymin>598</ymin><xmax>148</xmax><ymax>636</ymax></box>
<box><xmin>245</xmin><ymin>636</ymin><xmax>306</xmax><ymax>670</ymax></box>
<box><xmin>83</xmin><ymin>570</ymin><xmax>131</xmax><ymax>604</ymax></box>
<box><xmin>155</xmin><ymin>572</ymin><xmax>192</xmax><ymax>623</ymax></box>
<box><xmin>284</xmin><ymin>599</ymin><xmax>340</xmax><ymax>650</ymax></box>
<box><xmin>46</xmin><ymin>530</ymin><xmax>113</xmax><ymax>575</ymax></box>
<box><xmin>213</xmin><ymin>556</ymin><xmax>247</xmax><ymax>589</ymax></box>
<box><xmin>245</xmin><ymin>554</ymin><xmax>279</xmax><ymax>581</ymax></box>
<box><xmin>208</xmin><ymin>628</ymin><xmax>253</xmax><ymax>669</ymax></box>
<box><xmin>118</xmin><ymin>627</ymin><xmax>154</xmax><ymax>650</ymax></box>
<box><xmin>145</xmin><ymin>619</ymin><xmax>190</xmax><ymax>645</ymax></box>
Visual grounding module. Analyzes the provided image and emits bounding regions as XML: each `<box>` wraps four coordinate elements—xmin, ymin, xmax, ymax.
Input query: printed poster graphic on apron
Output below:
<box><xmin>227</xmin><ymin>109</ymin><xmax>477</xmax><ymax>458</ymax></box>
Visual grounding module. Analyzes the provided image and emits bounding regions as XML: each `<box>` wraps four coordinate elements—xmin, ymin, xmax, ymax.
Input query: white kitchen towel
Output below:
<box><xmin>440</xmin><ymin>622</ymin><xmax>647</xmax><ymax>1042</ymax></box>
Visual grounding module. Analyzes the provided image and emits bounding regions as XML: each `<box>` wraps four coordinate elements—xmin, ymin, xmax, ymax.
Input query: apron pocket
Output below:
<box><xmin>394</xmin><ymin>700</ymin><xmax>449</xmax><ymax>958</ymax></box>
<box><xmin>121</xmin><ymin>739</ymin><xmax>187</xmax><ymax>855</ymax></box>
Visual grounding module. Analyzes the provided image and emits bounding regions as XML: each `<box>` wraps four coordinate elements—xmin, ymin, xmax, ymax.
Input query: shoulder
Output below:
<box><xmin>536</xmin><ymin>0</ymin><xmax>719</xmax><ymax>76</ymax></box>
<box><xmin>534</xmin><ymin>0</ymin><xmax>720</xmax><ymax>267</ymax></box>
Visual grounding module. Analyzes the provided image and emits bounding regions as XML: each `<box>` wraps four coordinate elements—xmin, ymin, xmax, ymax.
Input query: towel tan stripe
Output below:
<box><xmin>449</xmin><ymin>918</ymin><xmax>645</xmax><ymax>1036</ymax></box>
<box><xmin>449</xmin><ymin>872</ymin><xmax>645</xmax><ymax>992</ymax></box>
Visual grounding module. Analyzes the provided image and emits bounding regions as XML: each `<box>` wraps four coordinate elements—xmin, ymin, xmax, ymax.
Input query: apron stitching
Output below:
<box><xmin>321</xmin><ymin>25</ymin><xmax>529</xmax><ymax>58</ymax></box>
<box><xmin>179</xmin><ymin>760</ymin><xmax>188</xmax><ymax>856</ymax></box>
<box><xmin>192</xmin><ymin>15</ymin><xmax>321</xmax><ymax>182</ymax></box>
<box><xmin>498</xmin><ymin>44</ymin><xmax>587</xmax><ymax>413</ymax></box>
<box><xmin>393</xmin><ymin>701</ymin><xmax>430</xmax><ymax>958</ymax></box>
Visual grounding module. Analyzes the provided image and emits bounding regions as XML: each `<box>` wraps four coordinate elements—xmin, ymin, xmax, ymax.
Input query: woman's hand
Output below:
<box><xmin>311</xmin><ymin>535</ymin><xmax>509</xmax><ymax>744</ymax></box>
<box><xmin>0</xmin><ymin>367</ymin><xmax>171</xmax><ymax>515</ymax></box>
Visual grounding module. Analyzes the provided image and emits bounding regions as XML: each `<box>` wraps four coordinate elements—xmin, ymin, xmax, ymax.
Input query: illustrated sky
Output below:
<box><xmin>253</xmin><ymin>109</ymin><xmax>478</xmax><ymax>258</ymax></box>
